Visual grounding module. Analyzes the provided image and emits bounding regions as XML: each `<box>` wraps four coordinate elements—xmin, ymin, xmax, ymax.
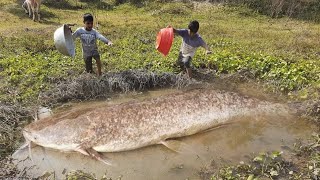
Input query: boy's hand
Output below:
<box><xmin>66</xmin><ymin>23</ymin><xmax>76</xmax><ymax>32</ymax></box>
<box><xmin>167</xmin><ymin>25</ymin><xmax>177</xmax><ymax>34</ymax></box>
<box><xmin>107</xmin><ymin>41</ymin><xmax>113</xmax><ymax>46</ymax></box>
<box><xmin>66</xmin><ymin>25</ymin><xmax>72</xmax><ymax>33</ymax></box>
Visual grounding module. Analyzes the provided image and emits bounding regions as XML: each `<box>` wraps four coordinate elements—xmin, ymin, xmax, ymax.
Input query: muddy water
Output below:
<box><xmin>13</xmin><ymin>86</ymin><xmax>317</xmax><ymax>179</ymax></box>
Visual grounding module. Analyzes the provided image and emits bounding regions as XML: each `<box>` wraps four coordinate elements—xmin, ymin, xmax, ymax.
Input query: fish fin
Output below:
<box><xmin>12</xmin><ymin>142</ymin><xmax>29</xmax><ymax>157</ymax></box>
<box><xmin>75</xmin><ymin>148</ymin><xmax>90</xmax><ymax>156</ymax></box>
<box><xmin>86</xmin><ymin>148</ymin><xmax>113</xmax><ymax>166</ymax></box>
<box><xmin>160</xmin><ymin>140</ymin><xmax>192</xmax><ymax>154</ymax></box>
<box><xmin>76</xmin><ymin>147</ymin><xmax>113</xmax><ymax>166</ymax></box>
<box><xmin>161</xmin><ymin>140</ymin><xmax>206</xmax><ymax>162</ymax></box>
<box><xmin>12</xmin><ymin>142</ymin><xmax>31</xmax><ymax>159</ymax></box>
<box><xmin>201</xmin><ymin>122</ymin><xmax>233</xmax><ymax>134</ymax></box>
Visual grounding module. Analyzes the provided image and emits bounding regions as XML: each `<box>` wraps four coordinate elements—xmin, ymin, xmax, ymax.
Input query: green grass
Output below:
<box><xmin>0</xmin><ymin>1</ymin><xmax>319</xmax><ymax>104</ymax></box>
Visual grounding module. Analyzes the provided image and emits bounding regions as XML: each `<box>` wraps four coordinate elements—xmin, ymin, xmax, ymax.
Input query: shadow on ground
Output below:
<box><xmin>42</xmin><ymin>0</ymin><xmax>82</xmax><ymax>10</ymax></box>
<box><xmin>42</xmin><ymin>0</ymin><xmax>113</xmax><ymax>10</ymax></box>
<box><xmin>7</xmin><ymin>6</ymin><xmax>58</xmax><ymax>24</ymax></box>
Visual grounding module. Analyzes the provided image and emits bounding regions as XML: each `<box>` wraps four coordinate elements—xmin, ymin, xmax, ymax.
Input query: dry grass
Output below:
<box><xmin>0</xmin><ymin>103</ymin><xmax>31</xmax><ymax>158</ymax></box>
<box><xmin>39</xmin><ymin>70</ymin><xmax>193</xmax><ymax>106</ymax></box>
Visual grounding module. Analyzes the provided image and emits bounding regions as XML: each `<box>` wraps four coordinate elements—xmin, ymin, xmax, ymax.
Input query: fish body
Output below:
<box><xmin>23</xmin><ymin>88</ymin><xmax>286</xmax><ymax>153</ymax></box>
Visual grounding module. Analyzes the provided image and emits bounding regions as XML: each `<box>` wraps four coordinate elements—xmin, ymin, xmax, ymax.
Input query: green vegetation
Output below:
<box><xmin>0</xmin><ymin>0</ymin><xmax>319</xmax><ymax>104</ymax></box>
<box><xmin>209</xmin><ymin>133</ymin><xmax>320</xmax><ymax>179</ymax></box>
<box><xmin>230</xmin><ymin>0</ymin><xmax>320</xmax><ymax>22</ymax></box>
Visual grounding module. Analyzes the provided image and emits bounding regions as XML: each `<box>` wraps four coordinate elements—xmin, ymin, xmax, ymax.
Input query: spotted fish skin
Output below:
<box><xmin>23</xmin><ymin>88</ymin><xmax>287</xmax><ymax>153</ymax></box>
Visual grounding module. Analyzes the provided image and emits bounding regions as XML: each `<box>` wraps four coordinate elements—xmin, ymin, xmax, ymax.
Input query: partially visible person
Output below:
<box><xmin>170</xmin><ymin>20</ymin><xmax>211</xmax><ymax>78</ymax></box>
<box><xmin>71</xmin><ymin>13</ymin><xmax>113</xmax><ymax>76</ymax></box>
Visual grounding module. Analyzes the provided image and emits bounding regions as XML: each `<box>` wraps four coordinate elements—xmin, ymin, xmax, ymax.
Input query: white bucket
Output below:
<box><xmin>54</xmin><ymin>24</ymin><xmax>75</xmax><ymax>57</ymax></box>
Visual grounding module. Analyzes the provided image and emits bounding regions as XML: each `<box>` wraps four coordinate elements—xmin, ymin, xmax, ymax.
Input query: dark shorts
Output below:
<box><xmin>84</xmin><ymin>54</ymin><xmax>100</xmax><ymax>73</ymax></box>
<box><xmin>177</xmin><ymin>52</ymin><xmax>192</xmax><ymax>69</ymax></box>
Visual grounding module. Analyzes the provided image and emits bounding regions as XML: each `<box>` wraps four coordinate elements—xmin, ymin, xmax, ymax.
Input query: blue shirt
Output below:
<box><xmin>176</xmin><ymin>29</ymin><xmax>205</xmax><ymax>58</ymax></box>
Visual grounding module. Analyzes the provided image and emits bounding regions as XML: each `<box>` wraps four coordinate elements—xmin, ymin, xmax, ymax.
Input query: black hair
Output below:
<box><xmin>188</xmin><ymin>20</ymin><xmax>199</xmax><ymax>33</ymax></box>
<box><xmin>83</xmin><ymin>13</ymin><xmax>94</xmax><ymax>22</ymax></box>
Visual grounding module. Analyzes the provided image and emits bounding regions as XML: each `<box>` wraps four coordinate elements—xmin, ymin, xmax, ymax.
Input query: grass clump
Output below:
<box><xmin>39</xmin><ymin>70</ymin><xmax>192</xmax><ymax>106</ymax></box>
<box><xmin>204</xmin><ymin>134</ymin><xmax>320</xmax><ymax>179</ymax></box>
<box><xmin>0</xmin><ymin>104</ymin><xmax>31</xmax><ymax>158</ymax></box>
<box><xmin>212</xmin><ymin>151</ymin><xmax>293</xmax><ymax>179</ymax></box>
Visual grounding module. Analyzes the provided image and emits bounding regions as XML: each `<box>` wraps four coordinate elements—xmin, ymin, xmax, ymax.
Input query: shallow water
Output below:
<box><xmin>13</xmin><ymin>86</ymin><xmax>317</xmax><ymax>179</ymax></box>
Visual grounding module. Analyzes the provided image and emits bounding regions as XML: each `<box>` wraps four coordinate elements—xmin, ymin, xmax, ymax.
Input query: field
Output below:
<box><xmin>0</xmin><ymin>0</ymin><xmax>319</xmax><ymax>179</ymax></box>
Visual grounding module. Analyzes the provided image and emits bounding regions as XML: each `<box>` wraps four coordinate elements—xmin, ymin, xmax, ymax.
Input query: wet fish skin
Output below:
<box><xmin>23</xmin><ymin>88</ymin><xmax>287</xmax><ymax>153</ymax></box>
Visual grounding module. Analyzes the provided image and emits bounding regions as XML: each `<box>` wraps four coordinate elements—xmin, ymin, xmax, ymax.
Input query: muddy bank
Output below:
<box><xmin>0</xmin><ymin>104</ymin><xmax>32</xmax><ymax>178</ymax></box>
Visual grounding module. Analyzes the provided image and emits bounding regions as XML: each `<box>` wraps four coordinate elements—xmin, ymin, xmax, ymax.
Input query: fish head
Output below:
<box><xmin>21</xmin><ymin>114</ymin><xmax>69</xmax><ymax>146</ymax></box>
<box><xmin>22</xmin><ymin>117</ymin><xmax>84</xmax><ymax>148</ymax></box>
<box><xmin>22</xmin><ymin>128</ymin><xmax>43</xmax><ymax>144</ymax></box>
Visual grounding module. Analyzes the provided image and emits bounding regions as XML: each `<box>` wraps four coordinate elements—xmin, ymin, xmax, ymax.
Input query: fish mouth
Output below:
<box><xmin>22</xmin><ymin>129</ymin><xmax>37</xmax><ymax>142</ymax></box>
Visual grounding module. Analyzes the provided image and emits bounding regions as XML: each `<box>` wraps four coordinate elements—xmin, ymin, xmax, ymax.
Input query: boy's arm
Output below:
<box><xmin>96</xmin><ymin>31</ymin><xmax>112</xmax><ymax>45</ymax></box>
<box><xmin>172</xmin><ymin>27</ymin><xmax>177</xmax><ymax>34</ymax></box>
<box><xmin>72</xmin><ymin>28</ymin><xmax>81</xmax><ymax>40</ymax></box>
<box><xmin>167</xmin><ymin>26</ymin><xmax>183</xmax><ymax>36</ymax></box>
<box><xmin>202</xmin><ymin>43</ymin><xmax>211</xmax><ymax>54</ymax></box>
<box><xmin>201</xmin><ymin>39</ymin><xmax>212</xmax><ymax>54</ymax></box>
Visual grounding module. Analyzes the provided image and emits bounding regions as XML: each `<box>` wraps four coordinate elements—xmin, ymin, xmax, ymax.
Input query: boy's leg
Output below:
<box><xmin>186</xmin><ymin>67</ymin><xmax>192</xmax><ymax>78</ymax></box>
<box><xmin>182</xmin><ymin>56</ymin><xmax>192</xmax><ymax>78</ymax></box>
<box><xmin>84</xmin><ymin>56</ymin><xmax>94</xmax><ymax>73</ymax></box>
<box><xmin>176</xmin><ymin>52</ymin><xmax>184</xmax><ymax>72</ymax></box>
<box><xmin>93</xmin><ymin>55</ymin><xmax>102</xmax><ymax>76</ymax></box>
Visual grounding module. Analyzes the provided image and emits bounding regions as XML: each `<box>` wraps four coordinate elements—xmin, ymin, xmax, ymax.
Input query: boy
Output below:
<box><xmin>171</xmin><ymin>20</ymin><xmax>211</xmax><ymax>78</ymax></box>
<box><xmin>71</xmin><ymin>13</ymin><xmax>113</xmax><ymax>76</ymax></box>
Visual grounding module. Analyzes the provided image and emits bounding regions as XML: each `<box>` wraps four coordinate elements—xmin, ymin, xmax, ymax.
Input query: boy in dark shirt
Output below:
<box><xmin>171</xmin><ymin>20</ymin><xmax>211</xmax><ymax>78</ymax></box>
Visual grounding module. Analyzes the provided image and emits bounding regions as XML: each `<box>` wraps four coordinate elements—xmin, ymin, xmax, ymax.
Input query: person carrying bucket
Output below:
<box><xmin>70</xmin><ymin>13</ymin><xmax>113</xmax><ymax>76</ymax></box>
<box><xmin>169</xmin><ymin>20</ymin><xmax>211</xmax><ymax>78</ymax></box>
